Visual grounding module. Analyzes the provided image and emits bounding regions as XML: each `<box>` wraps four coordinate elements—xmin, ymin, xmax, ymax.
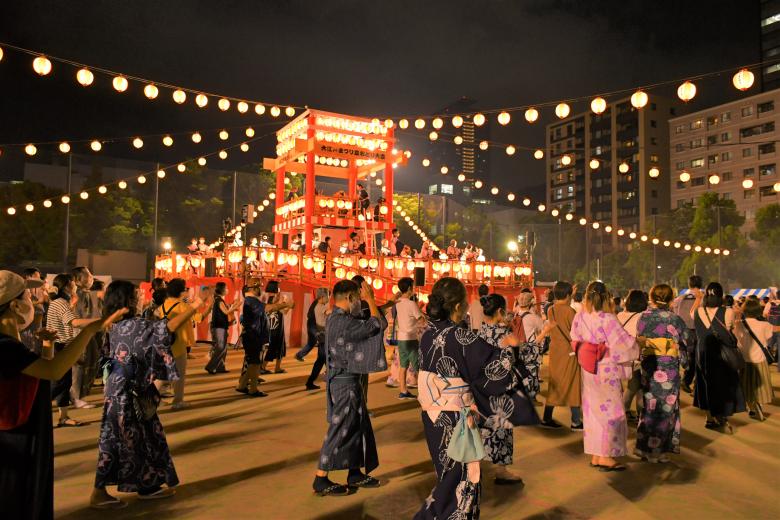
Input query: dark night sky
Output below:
<box><xmin>0</xmin><ymin>0</ymin><xmax>761</xmax><ymax>196</ymax></box>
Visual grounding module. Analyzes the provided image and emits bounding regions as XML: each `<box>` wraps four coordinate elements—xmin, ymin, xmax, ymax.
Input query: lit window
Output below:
<box><xmin>762</xmin><ymin>14</ymin><xmax>780</xmax><ymax>27</ymax></box>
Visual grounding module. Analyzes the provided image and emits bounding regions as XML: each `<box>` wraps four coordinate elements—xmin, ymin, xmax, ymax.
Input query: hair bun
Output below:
<box><xmin>426</xmin><ymin>293</ymin><xmax>448</xmax><ymax>321</ymax></box>
<box><xmin>479</xmin><ymin>295</ymin><xmax>490</xmax><ymax>306</ymax></box>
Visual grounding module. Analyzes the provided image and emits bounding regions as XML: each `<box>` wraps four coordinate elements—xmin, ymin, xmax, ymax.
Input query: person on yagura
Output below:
<box><xmin>312</xmin><ymin>279</ymin><xmax>387</xmax><ymax>496</ymax></box>
<box><xmin>570</xmin><ymin>281</ymin><xmax>638</xmax><ymax>472</ymax></box>
<box><xmin>415</xmin><ymin>277</ymin><xmax>538</xmax><ymax>520</ymax></box>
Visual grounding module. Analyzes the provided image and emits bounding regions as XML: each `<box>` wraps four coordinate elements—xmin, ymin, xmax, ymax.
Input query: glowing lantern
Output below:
<box><xmin>774</xmin><ymin>182</ymin><xmax>780</xmax><ymax>192</ymax></box>
<box><xmin>429</xmin><ymin>131</ymin><xmax>438</xmax><ymax>141</ymax></box>
<box><xmin>197</xmin><ymin>157</ymin><xmax>206</xmax><ymax>166</ymax></box>
<box><xmin>742</xmin><ymin>179</ymin><xmax>754</xmax><ymax>189</ymax></box>
<box><xmin>538</xmin><ymin>204</ymin><xmax>546</xmax><ymax>212</ymax></box>
<box><xmin>33</xmin><ymin>56</ymin><xmax>52</xmax><ymax>76</ymax></box>
<box><xmin>385</xmin><ymin>259</ymin><xmax>394</xmax><ymax>270</ymax></box>
<box><xmin>98</xmin><ymin>185</ymin><xmax>108</xmax><ymax>194</ymax></box>
<box><xmin>432</xmin><ymin>117</ymin><xmax>443</xmax><ymax>129</ymax></box>
<box><xmin>162</xmin><ymin>135</ymin><xmax>174</xmax><ymax>147</ymax></box>
<box><xmin>694</xmin><ymin>245</ymin><xmax>702</xmax><ymax>252</ymax></box>
<box><xmin>238</xmin><ymin>101</ymin><xmax>249</xmax><ymax>113</ymax></box>
<box><xmin>414</xmin><ymin>118</ymin><xmax>425</xmax><ymax>129</ymax></box>
<box><xmin>534</xmin><ymin>149</ymin><xmax>544</xmax><ymax>160</ymax></box>
<box><xmin>287</xmin><ymin>254</ymin><xmax>299</xmax><ymax>267</ymax></box>
<box><xmin>679</xmin><ymin>171</ymin><xmax>691</xmax><ymax>182</ymax></box>
<box><xmin>497</xmin><ymin>111</ymin><xmax>511</xmax><ymax>125</ymax></box>
<box><xmin>219</xmin><ymin>150</ymin><xmax>228</xmax><ymax>160</ymax></box>
<box><xmin>507</xmin><ymin>193</ymin><xmax>515</xmax><ymax>201</ymax></box>
<box><xmin>172</xmin><ymin>89</ymin><xmax>187</xmax><ymax>104</ymax></box>
<box><xmin>394</xmin><ymin>259</ymin><xmax>403</xmax><ymax>270</ymax></box>
<box><xmin>303</xmin><ymin>257</ymin><xmax>314</xmax><ymax>270</ymax></box>
<box><xmin>218</xmin><ymin>98</ymin><xmax>231</xmax><ymax>111</ymax></box>
<box><xmin>118</xmin><ymin>181</ymin><xmax>127</xmax><ymax>189</ymax></box>
<box><xmin>732</xmin><ymin>68</ymin><xmax>754</xmax><ymax>91</ymax></box>
<box><xmin>255</xmin><ymin>104</ymin><xmax>266</xmax><ymax>115</ymax></box>
<box><xmin>142</xmin><ymin>84</ymin><xmax>158</xmax><ymax>99</ymax></box>
<box><xmin>452</xmin><ymin>115</ymin><xmax>463</xmax><ymax>128</ymax></box>
<box><xmin>245</xmin><ymin>127</ymin><xmax>255</xmax><ymax>137</ymax></box>
<box><xmin>195</xmin><ymin>94</ymin><xmax>208</xmax><ymax>107</ymax></box>
<box><xmin>90</xmin><ymin>140</ymin><xmax>102</xmax><ymax>152</ymax></box>
<box><xmin>373</xmin><ymin>279</ymin><xmax>383</xmax><ymax>290</ymax></box>
<box><xmin>555</xmin><ymin>103</ymin><xmax>570</xmax><ymax>119</ymax></box>
<box><xmin>407</xmin><ymin>260</ymin><xmax>415</xmax><ymax>271</ymax></box>
<box><xmin>358</xmin><ymin>258</ymin><xmax>369</xmax><ymax>269</ymax></box>
<box><xmin>80</xmin><ymin>191</ymin><xmax>89</xmax><ymax>199</ymax></box>
<box><xmin>285</xmin><ymin>107</ymin><xmax>295</xmax><ymax>117</ymax></box>
<box><xmin>525</xmin><ymin>108</ymin><xmax>538</xmax><ymax>123</ymax></box>
<box><xmin>579</xmin><ymin>218</ymin><xmax>587</xmax><ymax>226</ymax></box>
<box><xmin>619</xmin><ymin>162</ymin><xmax>630</xmax><ymax>174</ymax></box>
<box><xmin>441</xmin><ymin>166</ymin><xmax>449</xmax><ymax>174</ymax></box>
<box><xmin>589</xmin><ymin>159</ymin><xmax>599</xmax><ymax>169</ymax></box>
<box><xmin>649</xmin><ymin>167</ymin><xmax>660</xmax><ymax>178</ymax></box>
<box><xmin>590</xmin><ymin>97</ymin><xmax>607</xmax><ymax>115</ymax></box>
<box><xmin>157</xmin><ymin>170</ymin><xmax>166</xmax><ymax>178</ymax></box>
<box><xmin>479</xmin><ymin>141</ymin><xmax>489</xmax><ymax>150</ymax></box>
<box><xmin>473</xmin><ymin>113</ymin><xmax>486</xmax><ymax>126</ymax></box>
<box><xmin>137</xmin><ymin>175</ymin><xmax>146</xmax><ymax>184</ymax></box>
<box><xmin>192</xmin><ymin>132</ymin><xmax>202</xmax><ymax>143</ymax></box>
<box><xmin>565</xmin><ymin>213</ymin><xmax>574</xmax><ymax>221</ymax></box>
<box><xmin>132</xmin><ymin>137</ymin><xmax>144</xmax><ymax>149</ymax></box>
<box><xmin>561</xmin><ymin>154</ymin><xmax>572</xmax><ymax>166</ymax></box>
<box><xmin>630</xmin><ymin>90</ymin><xmax>648</xmax><ymax>109</ymax></box>
<box><xmin>399</xmin><ymin>119</ymin><xmax>409</xmax><ymax>129</ymax></box>
<box><xmin>219</xmin><ymin>130</ymin><xmax>229</xmax><ymax>140</ymax></box>
<box><xmin>59</xmin><ymin>142</ymin><xmax>71</xmax><ymax>153</ymax></box>
<box><xmin>109</xmin><ymin>76</ymin><xmax>129</xmax><ymax>93</ymax></box>
<box><xmin>474</xmin><ymin>180</ymin><xmax>483</xmax><ymax>189</ymax></box>
<box><xmin>76</xmin><ymin>68</ymin><xmax>94</xmax><ymax>86</ymax></box>
<box><xmin>458</xmin><ymin>173</ymin><xmax>466</xmax><ymax>182</ymax></box>
<box><xmin>709</xmin><ymin>174</ymin><xmax>720</xmax><ymax>185</ymax></box>
<box><xmin>454</xmin><ymin>135</ymin><xmax>463</xmax><ymax>145</ymax></box>
<box><xmin>506</xmin><ymin>145</ymin><xmax>516</xmax><ymax>156</ymax></box>
<box><xmin>491</xmin><ymin>187</ymin><xmax>499</xmax><ymax>195</ymax></box>
<box><xmin>522</xmin><ymin>197</ymin><xmax>531</xmax><ymax>206</ymax></box>
<box><xmin>677</xmin><ymin>81</ymin><xmax>696</xmax><ymax>102</ymax></box>
<box><xmin>177</xmin><ymin>163</ymin><xmax>186</xmax><ymax>173</ymax></box>
<box><xmin>61</xmin><ymin>195</ymin><xmax>70</xmax><ymax>204</ymax></box>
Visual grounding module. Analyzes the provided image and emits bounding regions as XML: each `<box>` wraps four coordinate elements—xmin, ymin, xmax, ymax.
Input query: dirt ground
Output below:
<box><xmin>52</xmin><ymin>344</ymin><xmax>780</xmax><ymax>519</ymax></box>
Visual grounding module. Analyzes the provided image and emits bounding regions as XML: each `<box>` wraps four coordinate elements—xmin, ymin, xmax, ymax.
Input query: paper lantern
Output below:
<box><xmin>172</xmin><ymin>89</ymin><xmax>187</xmax><ymax>104</ymax></box>
<box><xmin>733</xmin><ymin>68</ymin><xmax>755</xmax><ymax>91</ymax></box>
<box><xmin>195</xmin><ymin>94</ymin><xmax>208</xmax><ymax>107</ymax></box>
<box><xmin>473</xmin><ymin>113</ymin><xmax>486</xmax><ymax>126</ymax></box>
<box><xmin>619</xmin><ymin>162</ymin><xmax>630</xmax><ymax>174</ymax></box>
<box><xmin>742</xmin><ymin>179</ymin><xmax>753</xmax><ymax>189</ymax></box>
<box><xmin>112</xmin><ymin>75</ymin><xmax>129</xmax><ymax>92</ymax></box>
<box><xmin>218</xmin><ymin>98</ymin><xmax>231</xmax><ymax>111</ymax></box>
<box><xmin>432</xmin><ymin>117</ymin><xmax>443</xmax><ymax>129</ymax></box>
<box><xmin>677</xmin><ymin>81</ymin><xmax>696</xmax><ymax>102</ymax></box>
<box><xmin>589</xmin><ymin>159</ymin><xmax>599</xmax><ymax>169</ymax></box>
<box><xmin>679</xmin><ymin>171</ymin><xmax>691</xmax><ymax>182</ymax></box>
<box><xmin>708</xmin><ymin>174</ymin><xmax>720</xmax><ymax>185</ymax></box>
<box><xmin>76</xmin><ymin>68</ymin><xmax>94</xmax><ymax>86</ymax></box>
<box><xmin>561</xmin><ymin>154</ymin><xmax>572</xmax><ymax>166</ymax></box>
<box><xmin>590</xmin><ymin>97</ymin><xmax>607</xmax><ymax>115</ymax></box>
<box><xmin>555</xmin><ymin>103</ymin><xmax>570</xmax><ymax>119</ymax></box>
<box><xmin>59</xmin><ymin>142</ymin><xmax>71</xmax><ymax>153</ymax></box>
<box><xmin>506</xmin><ymin>145</ymin><xmax>516</xmax><ymax>156</ymax></box>
<box><xmin>479</xmin><ymin>141</ymin><xmax>489</xmax><ymax>150</ymax></box>
<box><xmin>534</xmin><ymin>149</ymin><xmax>544</xmax><ymax>159</ymax></box>
<box><xmin>630</xmin><ymin>90</ymin><xmax>648</xmax><ymax>109</ymax></box>
<box><xmin>524</xmin><ymin>108</ymin><xmax>538</xmax><ymax>123</ymax></box>
<box><xmin>33</xmin><ymin>56</ymin><xmax>52</xmax><ymax>75</ymax></box>
<box><xmin>497</xmin><ymin>111</ymin><xmax>511</xmax><ymax>125</ymax></box>
<box><xmin>414</xmin><ymin>118</ymin><xmax>426</xmax><ymax>129</ymax></box>
<box><xmin>144</xmin><ymin>84</ymin><xmax>159</xmax><ymax>99</ymax></box>
<box><xmin>452</xmin><ymin>115</ymin><xmax>463</xmax><ymax>128</ymax></box>
<box><xmin>649</xmin><ymin>167</ymin><xmax>660</xmax><ymax>178</ymax></box>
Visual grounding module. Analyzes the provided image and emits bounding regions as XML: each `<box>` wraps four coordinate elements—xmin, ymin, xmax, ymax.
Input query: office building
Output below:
<box><xmin>669</xmin><ymin>88</ymin><xmax>780</xmax><ymax>222</ymax></box>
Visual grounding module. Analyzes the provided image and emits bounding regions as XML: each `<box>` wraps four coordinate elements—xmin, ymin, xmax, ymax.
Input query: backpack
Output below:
<box><xmin>161</xmin><ymin>301</ymin><xmax>181</xmax><ymax>344</ymax></box>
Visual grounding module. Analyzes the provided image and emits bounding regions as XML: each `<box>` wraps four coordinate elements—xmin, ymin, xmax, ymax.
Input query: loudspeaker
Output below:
<box><xmin>204</xmin><ymin>257</ymin><xmax>217</xmax><ymax>277</ymax></box>
<box><xmin>414</xmin><ymin>266</ymin><xmax>426</xmax><ymax>287</ymax></box>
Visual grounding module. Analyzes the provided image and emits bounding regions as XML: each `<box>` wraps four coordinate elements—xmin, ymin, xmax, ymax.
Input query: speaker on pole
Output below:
<box><xmin>204</xmin><ymin>257</ymin><xmax>217</xmax><ymax>277</ymax></box>
<box><xmin>414</xmin><ymin>266</ymin><xmax>426</xmax><ymax>287</ymax></box>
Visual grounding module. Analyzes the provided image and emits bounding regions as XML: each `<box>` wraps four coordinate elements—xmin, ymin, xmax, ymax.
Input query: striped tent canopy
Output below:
<box><xmin>679</xmin><ymin>288</ymin><xmax>774</xmax><ymax>298</ymax></box>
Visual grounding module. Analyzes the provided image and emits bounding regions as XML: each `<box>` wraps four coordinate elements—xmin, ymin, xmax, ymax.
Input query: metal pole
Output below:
<box><xmin>599</xmin><ymin>229</ymin><xmax>604</xmax><ymax>280</ymax></box>
<box><xmin>717</xmin><ymin>204</ymin><xmax>722</xmax><ymax>282</ymax></box>
<box><xmin>63</xmin><ymin>154</ymin><xmax>72</xmax><ymax>270</ymax></box>
<box><xmin>557</xmin><ymin>218</ymin><xmax>562</xmax><ymax>281</ymax></box>
<box><xmin>153</xmin><ymin>162</ymin><xmax>160</xmax><ymax>255</ymax></box>
<box><xmin>585</xmin><ymin>226</ymin><xmax>590</xmax><ymax>282</ymax></box>
<box><xmin>232</xmin><ymin>171</ymin><xmax>237</xmax><ymax>224</ymax></box>
<box><xmin>653</xmin><ymin>214</ymin><xmax>658</xmax><ymax>285</ymax></box>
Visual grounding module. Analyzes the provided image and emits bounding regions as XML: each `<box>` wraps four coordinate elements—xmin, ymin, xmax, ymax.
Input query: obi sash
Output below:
<box><xmin>641</xmin><ymin>337</ymin><xmax>680</xmax><ymax>358</ymax></box>
<box><xmin>417</xmin><ymin>370</ymin><xmax>475</xmax><ymax>423</ymax></box>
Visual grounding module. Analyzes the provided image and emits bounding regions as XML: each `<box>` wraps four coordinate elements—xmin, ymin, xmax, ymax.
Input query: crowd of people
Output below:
<box><xmin>1</xmin><ymin>260</ymin><xmax>777</xmax><ymax>518</ymax></box>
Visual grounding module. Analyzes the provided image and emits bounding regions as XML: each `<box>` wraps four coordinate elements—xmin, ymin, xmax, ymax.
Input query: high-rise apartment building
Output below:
<box><xmin>761</xmin><ymin>0</ymin><xmax>780</xmax><ymax>91</ymax></box>
<box><xmin>545</xmin><ymin>95</ymin><xmax>680</xmax><ymax>237</ymax></box>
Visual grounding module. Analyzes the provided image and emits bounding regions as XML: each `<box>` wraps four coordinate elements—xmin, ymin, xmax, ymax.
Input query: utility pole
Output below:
<box><xmin>585</xmin><ymin>226</ymin><xmax>591</xmax><ymax>282</ymax></box>
<box><xmin>652</xmin><ymin>214</ymin><xmax>658</xmax><ymax>285</ymax></box>
<box><xmin>232</xmin><ymin>171</ymin><xmax>238</xmax><ymax>224</ymax></box>
<box><xmin>717</xmin><ymin>204</ymin><xmax>722</xmax><ymax>282</ymax></box>
<box><xmin>557</xmin><ymin>218</ymin><xmax>562</xmax><ymax>281</ymax></box>
<box><xmin>63</xmin><ymin>154</ymin><xmax>72</xmax><ymax>270</ymax></box>
<box><xmin>153</xmin><ymin>162</ymin><xmax>160</xmax><ymax>256</ymax></box>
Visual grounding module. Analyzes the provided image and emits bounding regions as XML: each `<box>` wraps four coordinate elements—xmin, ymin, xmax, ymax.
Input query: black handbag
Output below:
<box><xmin>704</xmin><ymin>308</ymin><xmax>745</xmax><ymax>373</ymax></box>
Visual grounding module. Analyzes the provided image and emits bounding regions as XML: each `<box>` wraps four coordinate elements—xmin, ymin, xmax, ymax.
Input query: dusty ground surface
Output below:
<box><xmin>52</xmin><ymin>344</ymin><xmax>780</xmax><ymax>519</ymax></box>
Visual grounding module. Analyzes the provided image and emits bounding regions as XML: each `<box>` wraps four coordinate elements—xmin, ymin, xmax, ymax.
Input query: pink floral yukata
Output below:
<box><xmin>570</xmin><ymin>311</ymin><xmax>639</xmax><ymax>457</ymax></box>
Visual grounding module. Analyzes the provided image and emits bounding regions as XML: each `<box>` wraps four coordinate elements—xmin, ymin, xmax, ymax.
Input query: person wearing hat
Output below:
<box><xmin>0</xmin><ymin>270</ymin><xmax>125</xmax><ymax>519</ymax></box>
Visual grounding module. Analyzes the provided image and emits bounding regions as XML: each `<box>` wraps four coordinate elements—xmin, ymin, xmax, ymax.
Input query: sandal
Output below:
<box><xmin>599</xmin><ymin>463</ymin><xmax>627</xmax><ymax>472</ymax></box>
<box><xmin>347</xmin><ymin>475</ymin><xmax>380</xmax><ymax>488</ymax></box>
<box><xmin>57</xmin><ymin>418</ymin><xmax>84</xmax><ymax>428</ymax></box>
<box><xmin>314</xmin><ymin>483</ymin><xmax>350</xmax><ymax>497</ymax></box>
<box><xmin>138</xmin><ymin>487</ymin><xmax>176</xmax><ymax>500</ymax></box>
<box><xmin>90</xmin><ymin>498</ymin><xmax>127</xmax><ymax>510</ymax></box>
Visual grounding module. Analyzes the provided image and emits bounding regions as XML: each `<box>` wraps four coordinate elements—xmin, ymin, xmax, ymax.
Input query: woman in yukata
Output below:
<box><xmin>570</xmin><ymin>281</ymin><xmax>639</xmax><ymax>472</ymax></box>
<box><xmin>415</xmin><ymin>277</ymin><xmax>538</xmax><ymax>519</ymax></box>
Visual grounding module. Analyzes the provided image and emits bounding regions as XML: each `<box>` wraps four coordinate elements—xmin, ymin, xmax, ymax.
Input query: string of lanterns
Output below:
<box><xmin>5</xmin><ymin>121</ymin><xmax>289</xmax><ymax>159</ymax></box>
<box><xmin>1</xmin><ymin>42</ymin><xmax>300</xmax><ymax>118</ymax></box>
<box><xmin>412</xmin><ymin>158</ymin><xmax>730</xmax><ymax>257</ymax></box>
<box><xmin>375</xmin><ymin>61</ymin><xmax>761</xmax><ymax>125</ymax></box>
<box><xmin>391</xmin><ymin>202</ymin><xmax>441</xmax><ymax>252</ymax></box>
<box><xmin>2</xmin><ymin>130</ymin><xmax>280</xmax><ymax>217</ymax></box>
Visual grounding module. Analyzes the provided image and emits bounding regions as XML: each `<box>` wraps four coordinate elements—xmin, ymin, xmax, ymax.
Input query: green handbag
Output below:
<box><xmin>446</xmin><ymin>407</ymin><xmax>485</xmax><ymax>463</ymax></box>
